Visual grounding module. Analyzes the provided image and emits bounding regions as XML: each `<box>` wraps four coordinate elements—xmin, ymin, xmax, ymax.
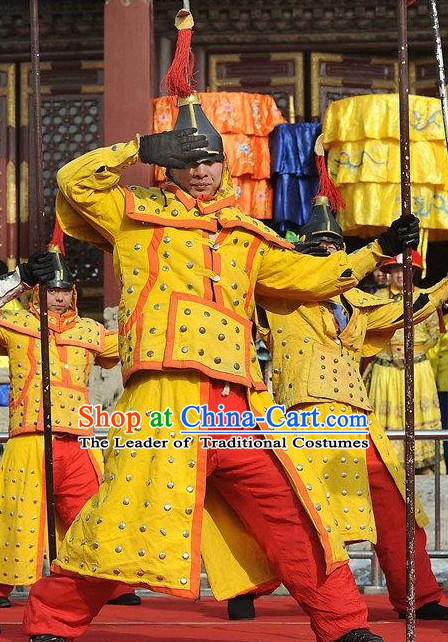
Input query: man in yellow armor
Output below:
<box><xmin>257</xmin><ymin>197</ymin><xmax>448</xmax><ymax>622</ymax></box>
<box><xmin>0</xmin><ymin>253</ymin><xmax>140</xmax><ymax>611</ymax></box>
<box><xmin>23</xmin><ymin>100</ymin><xmax>419</xmax><ymax>642</ymax></box>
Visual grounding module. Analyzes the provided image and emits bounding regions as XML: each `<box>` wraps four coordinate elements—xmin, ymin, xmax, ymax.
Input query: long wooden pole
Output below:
<box><xmin>30</xmin><ymin>0</ymin><xmax>57</xmax><ymax>564</ymax></box>
<box><xmin>397</xmin><ymin>1</ymin><xmax>416</xmax><ymax>640</ymax></box>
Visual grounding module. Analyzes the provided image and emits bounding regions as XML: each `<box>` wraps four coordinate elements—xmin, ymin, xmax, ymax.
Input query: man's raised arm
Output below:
<box><xmin>256</xmin><ymin>215</ymin><xmax>419</xmax><ymax>302</ymax></box>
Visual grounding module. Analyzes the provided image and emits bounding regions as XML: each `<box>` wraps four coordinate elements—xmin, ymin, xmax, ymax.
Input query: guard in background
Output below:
<box><xmin>0</xmin><ymin>251</ymin><xmax>139</xmax><ymax>607</ymax></box>
<box><xmin>257</xmin><ymin>197</ymin><xmax>448</xmax><ymax>621</ymax></box>
<box><xmin>368</xmin><ymin>253</ymin><xmax>443</xmax><ymax>474</ymax></box>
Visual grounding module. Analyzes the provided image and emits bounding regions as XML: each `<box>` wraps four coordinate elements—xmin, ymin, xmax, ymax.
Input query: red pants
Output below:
<box><xmin>0</xmin><ymin>437</ymin><xmax>127</xmax><ymax>601</ymax></box>
<box><xmin>366</xmin><ymin>437</ymin><xmax>441</xmax><ymax>612</ymax></box>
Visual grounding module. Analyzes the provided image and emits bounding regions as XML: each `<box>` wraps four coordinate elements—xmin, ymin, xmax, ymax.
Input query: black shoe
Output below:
<box><xmin>227</xmin><ymin>593</ymin><xmax>256</xmax><ymax>620</ymax></box>
<box><xmin>336</xmin><ymin>630</ymin><xmax>384</xmax><ymax>642</ymax></box>
<box><xmin>0</xmin><ymin>597</ymin><xmax>11</xmax><ymax>608</ymax></box>
<box><xmin>29</xmin><ymin>636</ymin><xmax>67</xmax><ymax>642</ymax></box>
<box><xmin>398</xmin><ymin>600</ymin><xmax>448</xmax><ymax>620</ymax></box>
<box><xmin>106</xmin><ymin>592</ymin><xmax>141</xmax><ymax>606</ymax></box>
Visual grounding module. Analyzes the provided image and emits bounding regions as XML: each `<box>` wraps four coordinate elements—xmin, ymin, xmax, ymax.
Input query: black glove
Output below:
<box><xmin>139</xmin><ymin>128</ymin><xmax>209</xmax><ymax>169</ymax></box>
<box><xmin>18</xmin><ymin>251</ymin><xmax>57</xmax><ymax>286</ymax></box>
<box><xmin>377</xmin><ymin>214</ymin><xmax>420</xmax><ymax>256</ymax></box>
<box><xmin>294</xmin><ymin>241</ymin><xmax>330</xmax><ymax>257</ymax></box>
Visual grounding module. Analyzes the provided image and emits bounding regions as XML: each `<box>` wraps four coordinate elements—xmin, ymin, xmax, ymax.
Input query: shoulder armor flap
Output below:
<box><xmin>57</xmin><ymin>318</ymin><xmax>105</xmax><ymax>352</ymax></box>
<box><xmin>0</xmin><ymin>310</ymin><xmax>40</xmax><ymax>338</ymax></box>
<box><xmin>218</xmin><ymin>208</ymin><xmax>293</xmax><ymax>250</ymax></box>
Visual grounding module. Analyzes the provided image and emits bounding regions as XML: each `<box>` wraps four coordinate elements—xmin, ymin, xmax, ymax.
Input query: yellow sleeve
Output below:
<box><xmin>95</xmin><ymin>330</ymin><xmax>120</xmax><ymax>369</ymax></box>
<box><xmin>56</xmin><ymin>139</ymin><xmax>141</xmax><ymax>248</ymax></box>
<box><xmin>422</xmin><ymin>311</ymin><xmax>441</xmax><ymax>352</ymax></box>
<box><xmin>366</xmin><ymin>277</ymin><xmax>448</xmax><ymax>332</ymax></box>
<box><xmin>255</xmin><ymin>240</ymin><xmax>384</xmax><ymax>301</ymax></box>
<box><xmin>428</xmin><ymin>340</ymin><xmax>440</xmax><ymax>379</ymax></box>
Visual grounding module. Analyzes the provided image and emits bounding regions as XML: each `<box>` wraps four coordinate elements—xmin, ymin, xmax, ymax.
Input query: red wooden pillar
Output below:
<box><xmin>103</xmin><ymin>0</ymin><xmax>155</xmax><ymax>306</ymax></box>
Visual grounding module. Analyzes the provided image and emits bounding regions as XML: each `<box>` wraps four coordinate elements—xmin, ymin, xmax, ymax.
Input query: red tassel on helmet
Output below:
<box><xmin>48</xmin><ymin>217</ymin><xmax>66</xmax><ymax>256</ymax></box>
<box><xmin>314</xmin><ymin>133</ymin><xmax>346</xmax><ymax>212</ymax></box>
<box><xmin>164</xmin><ymin>10</ymin><xmax>196</xmax><ymax>98</ymax></box>
<box><xmin>315</xmin><ymin>155</ymin><xmax>346</xmax><ymax>213</ymax></box>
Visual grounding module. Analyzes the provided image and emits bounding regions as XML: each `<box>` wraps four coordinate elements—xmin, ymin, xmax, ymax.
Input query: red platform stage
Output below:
<box><xmin>1</xmin><ymin>595</ymin><xmax>447</xmax><ymax>641</ymax></box>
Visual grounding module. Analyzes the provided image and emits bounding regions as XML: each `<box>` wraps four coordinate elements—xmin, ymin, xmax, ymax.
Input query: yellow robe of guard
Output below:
<box><xmin>368</xmin><ymin>287</ymin><xmax>443</xmax><ymax>471</ymax></box>
<box><xmin>0</xmin><ymin>290</ymin><xmax>119</xmax><ymax>585</ymax></box>
<box><xmin>260</xmin><ymin>281</ymin><xmax>448</xmax><ymax>543</ymax></box>
<box><xmin>53</xmin><ymin>137</ymin><xmax>387</xmax><ymax>600</ymax></box>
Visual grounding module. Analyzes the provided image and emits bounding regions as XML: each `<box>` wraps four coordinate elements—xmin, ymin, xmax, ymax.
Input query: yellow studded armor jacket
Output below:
<box><xmin>56</xmin><ymin>138</ymin><xmax>384</xmax><ymax>390</ymax></box>
<box><xmin>51</xmin><ymin>138</ymin><xmax>390</xmax><ymax>599</ymax></box>
<box><xmin>0</xmin><ymin>288</ymin><xmax>118</xmax><ymax>587</ymax></box>
<box><xmin>0</xmin><ymin>288</ymin><xmax>119</xmax><ymax>436</ymax></box>
<box><xmin>260</xmin><ymin>282</ymin><xmax>448</xmax><ymax>542</ymax></box>
<box><xmin>261</xmin><ymin>284</ymin><xmax>448</xmax><ymax>413</ymax></box>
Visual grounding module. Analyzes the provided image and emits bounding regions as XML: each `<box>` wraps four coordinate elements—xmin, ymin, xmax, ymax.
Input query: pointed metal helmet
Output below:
<box><xmin>174</xmin><ymin>93</ymin><xmax>224</xmax><ymax>163</ymax></box>
<box><xmin>299</xmin><ymin>196</ymin><xmax>344</xmax><ymax>249</ymax></box>
<box><xmin>165</xmin><ymin>9</ymin><xmax>224</xmax><ymax>165</ymax></box>
<box><xmin>46</xmin><ymin>251</ymin><xmax>74</xmax><ymax>289</ymax></box>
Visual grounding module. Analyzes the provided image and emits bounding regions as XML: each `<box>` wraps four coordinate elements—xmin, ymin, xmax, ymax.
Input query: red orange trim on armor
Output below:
<box><xmin>9</xmin><ymin>337</ymin><xmax>38</xmax><ymax>420</ymax></box>
<box><xmin>243</xmin><ymin>237</ymin><xmax>262</xmax><ymax>315</ymax></box>
<box><xmin>185</xmin><ymin>377</ymin><xmax>211</xmax><ymax>597</ymax></box>
<box><xmin>121</xmin><ymin>228</ymin><xmax>164</xmax><ymax>337</ymax></box>
<box><xmin>162</xmin><ymin>182</ymin><xmax>237</xmax><ymax>215</ymax></box>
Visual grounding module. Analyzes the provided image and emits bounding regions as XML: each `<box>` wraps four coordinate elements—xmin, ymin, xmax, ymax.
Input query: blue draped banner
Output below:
<box><xmin>269</xmin><ymin>122</ymin><xmax>322</xmax><ymax>233</ymax></box>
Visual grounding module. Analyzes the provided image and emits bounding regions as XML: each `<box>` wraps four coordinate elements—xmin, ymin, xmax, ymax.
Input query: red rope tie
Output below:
<box><xmin>165</xmin><ymin>28</ymin><xmax>196</xmax><ymax>97</ymax></box>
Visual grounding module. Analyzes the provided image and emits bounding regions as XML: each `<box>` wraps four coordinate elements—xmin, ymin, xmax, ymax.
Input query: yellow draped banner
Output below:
<box><xmin>323</xmin><ymin>94</ymin><xmax>448</xmax><ymax>240</ymax></box>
